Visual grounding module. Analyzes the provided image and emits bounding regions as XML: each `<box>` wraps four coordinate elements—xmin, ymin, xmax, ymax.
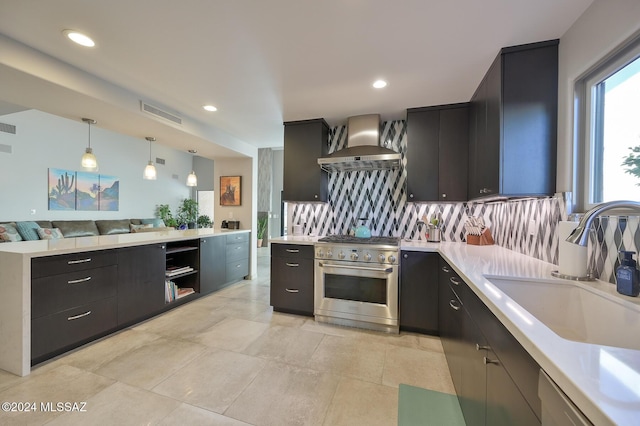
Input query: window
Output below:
<box><xmin>578</xmin><ymin>36</ymin><xmax>640</xmax><ymax>209</ymax></box>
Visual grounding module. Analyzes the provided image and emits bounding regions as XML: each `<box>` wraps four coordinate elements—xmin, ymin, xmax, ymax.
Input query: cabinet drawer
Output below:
<box><xmin>226</xmin><ymin>242</ymin><xmax>249</xmax><ymax>262</ymax></box>
<box><xmin>32</xmin><ymin>265</ymin><xmax>117</xmax><ymax>319</ymax></box>
<box><xmin>32</xmin><ymin>250</ymin><xmax>117</xmax><ymax>279</ymax></box>
<box><xmin>271</xmin><ymin>244</ymin><xmax>314</xmax><ymax>259</ymax></box>
<box><xmin>31</xmin><ymin>297</ymin><xmax>117</xmax><ymax>362</ymax></box>
<box><xmin>270</xmin><ymin>281</ymin><xmax>314</xmax><ymax>315</ymax></box>
<box><xmin>226</xmin><ymin>232</ymin><xmax>249</xmax><ymax>244</ymax></box>
<box><xmin>226</xmin><ymin>259</ymin><xmax>249</xmax><ymax>282</ymax></box>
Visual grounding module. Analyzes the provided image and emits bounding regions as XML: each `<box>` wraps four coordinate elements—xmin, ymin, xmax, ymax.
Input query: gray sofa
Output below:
<box><xmin>0</xmin><ymin>218</ymin><xmax>172</xmax><ymax>242</ymax></box>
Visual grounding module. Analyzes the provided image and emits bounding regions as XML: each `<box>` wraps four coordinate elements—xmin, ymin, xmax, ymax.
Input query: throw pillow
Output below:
<box><xmin>37</xmin><ymin>228</ymin><xmax>64</xmax><ymax>240</ymax></box>
<box><xmin>130</xmin><ymin>223</ymin><xmax>153</xmax><ymax>232</ymax></box>
<box><xmin>0</xmin><ymin>223</ymin><xmax>23</xmax><ymax>242</ymax></box>
<box><xmin>16</xmin><ymin>221</ymin><xmax>41</xmax><ymax>241</ymax></box>
<box><xmin>140</xmin><ymin>218</ymin><xmax>166</xmax><ymax>228</ymax></box>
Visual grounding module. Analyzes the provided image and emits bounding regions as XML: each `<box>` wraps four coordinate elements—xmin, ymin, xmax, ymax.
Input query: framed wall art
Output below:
<box><xmin>220</xmin><ymin>175</ymin><xmax>241</xmax><ymax>206</ymax></box>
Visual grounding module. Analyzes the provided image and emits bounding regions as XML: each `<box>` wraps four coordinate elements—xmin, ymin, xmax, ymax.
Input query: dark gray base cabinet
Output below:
<box><xmin>438</xmin><ymin>257</ymin><xmax>541</xmax><ymax>426</ymax></box>
<box><xmin>399</xmin><ymin>251</ymin><xmax>439</xmax><ymax>334</ymax></box>
<box><xmin>117</xmin><ymin>243</ymin><xmax>166</xmax><ymax>326</ymax></box>
<box><xmin>270</xmin><ymin>244</ymin><xmax>314</xmax><ymax>316</ymax></box>
<box><xmin>31</xmin><ymin>250</ymin><xmax>120</xmax><ymax>364</ymax></box>
<box><xmin>200</xmin><ymin>236</ymin><xmax>227</xmax><ymax>294</ymax></box>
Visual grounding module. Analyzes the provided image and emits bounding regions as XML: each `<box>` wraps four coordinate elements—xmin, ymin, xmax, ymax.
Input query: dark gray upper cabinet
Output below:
<box><xmin>283</xmin><ymin>119</ymin><xmax>329</xmax><ymax>202</ymax></box>
<box><xmin>468</xmin><ymin>39</ymin><xmax>558</xmax><ymax>199</ymax></box>
<box><xmin>406</xmin><ymin>103</ymin><xmax>469</xmax><ymax>202</ymax></box>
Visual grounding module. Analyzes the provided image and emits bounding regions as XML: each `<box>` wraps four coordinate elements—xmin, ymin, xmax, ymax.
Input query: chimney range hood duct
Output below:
<box><xmin>317</xmin><ymin>114</ymin><xmax>401</xmax><ymax>172</ymax></box>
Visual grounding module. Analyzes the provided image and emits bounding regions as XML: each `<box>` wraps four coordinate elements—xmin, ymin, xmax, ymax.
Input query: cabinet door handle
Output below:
<box><xmin>476</xmin><ymin>344</ymin><xmax>491</xmax><ymax>351</ymax></box>
<box><xmin>449</xmin><ymin>277</ymin><xmax>460</xmax><ymax>286</ymax></box>
<box><xmin>285</xmin><ymin>288</ymin><xmax>299</xmax><ymax>293</ymax></box>
<box><xmin>286</xmin><ymin>263</ymin><xmax>299</xmax><ymax>267</ymax></box>
<box><xmin>483</xmin><ymin>357</ymin><xmax>499</xmax><ymax>365</ymax></box>
<box><xmin>442</xmin><ymin>266</ymin><xmax>450</xmax><ymax>273</ymax></box>
<box><xmin>67</xmin><ymin>276</ymin><xmax>92</xmax><ymax>284</ymax></box>
<box><xmin>67</xmin><ymin>310</ymin><xmax>92</xmax><ymax>321</ymax></box>
<box><xmin>67</xmin><ymin>258</ymin><xmax>91</xmax><ymax>265</ymax></box>
<box><xmin>449</xmin><ymin>300</ymin><xmax>461</xmax><ymax>311</ymax></box>
<box><xmin>286</xmin><ymin>249</ymin><xmax>299</xmax><ymax>253</ymax></box>
<box><xmin>236</xmin><ymin>264</ymin><xmax>241</xmax><ymax>268</ymax></box>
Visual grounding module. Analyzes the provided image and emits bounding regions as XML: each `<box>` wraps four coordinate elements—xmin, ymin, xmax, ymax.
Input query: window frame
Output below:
<box><xmin>575</xmin><ymin>34</ymin><xmax>640</xmax><ymax>211</ymax></box>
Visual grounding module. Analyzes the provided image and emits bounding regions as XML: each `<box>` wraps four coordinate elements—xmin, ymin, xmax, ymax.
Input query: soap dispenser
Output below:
<box><xmin>616</xmin><ymin>251</ymin><xmax>640</xmax><ymax>297</ymax></box>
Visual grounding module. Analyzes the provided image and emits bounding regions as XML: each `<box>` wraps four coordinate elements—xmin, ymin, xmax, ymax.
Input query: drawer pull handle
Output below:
<box><xmin>476</xmin><ymin>344</ymin><xmax>491</xmax><ymax>351</ymax></box>
<box><xmin>483</xmin><ymin>357</ymin><xmax>499</xmax><ymax>365</ymax></box>
<box><xmin>67</xmin><ymin>310</ymin><xmax>92</xmax><ymax>321</ymax></box>
<box><xmin>286</xmin><ymin>263</ymin><xmax>299</xmax><ymax>267</ymax></box>
<box><xmin>442</xmin><ymin>266</ymin><xmax>450</xmax><ymax>273</ymax></box>
<box><xmin>285</xmin><ymin>288</ymin><xmax>299</xmax><ymax>293</ymax></box>
<box><xmin>68</xmin><ymin>276</ymin><xmax>92</xmax><ymax>284</ymax></box>
<box><xmin>449</xmin><ymin>300</ymin><xmax>461</xmax><ymax>311</ymax></box>
<box><xmin>236</xmin><ymin>264</ymin><xmax>241</xmax><ymax>268</ymax></box>
<box><xmin>67</xmin><ymin>258</ymin><xmax>91</xmax><ymax>265</ymax></box>
<box><xmin>286</xmin><ymin>249</ymin><xmax>299</xmax><ymax>253</ymax></box>
<box><xmin>449</xmin><ymin>277</ymin><xmax>460</xmax><ymax>286</ymax></box>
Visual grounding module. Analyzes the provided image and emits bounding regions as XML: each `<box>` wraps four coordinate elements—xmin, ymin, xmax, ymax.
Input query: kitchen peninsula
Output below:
<box><xmin>0</xmin><ymin>228</ymin><xmax>250</xmax><ymax>377</ymax></box>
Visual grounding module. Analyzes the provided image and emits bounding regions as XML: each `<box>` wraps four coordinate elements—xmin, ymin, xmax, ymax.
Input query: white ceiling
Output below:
<box><xmin>0</xmin><ymin>0</ymin><xmax>594</xmax><ymax>159</ymax></box>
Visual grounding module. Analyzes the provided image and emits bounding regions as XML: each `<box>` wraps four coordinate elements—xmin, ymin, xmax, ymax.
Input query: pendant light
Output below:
<box><xmin>186</xmin><ymin>149</ymin><xmax>198</xmax><ymax>186</ymax></box>
<box><xmin>81</xmin><ymin>118</ymin><xmax>98</xmax><ymax>171</ymax></box>
<box><xmin>143</xmin><ymin>137</ymin><xmax>157</xmax><ymax>180</ymax></box>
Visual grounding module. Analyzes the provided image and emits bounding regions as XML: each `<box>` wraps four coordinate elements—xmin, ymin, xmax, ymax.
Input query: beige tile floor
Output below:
<box><xmin>0</xmin><ymin>246</ymin><xmax>455</xmax><ymax>426</ymax></box>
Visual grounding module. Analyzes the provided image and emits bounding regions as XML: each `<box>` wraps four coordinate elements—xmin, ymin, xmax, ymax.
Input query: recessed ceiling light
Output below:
<box><xmin>203</xmin><ymin>105</ymin><xmax>217</xmax><ymax>112</ymax></box>
<box><xmin>373</xmin><ymin>80</ymin><xmax>387</xmax><ymax>89</ymax></box>
<box><xmin>62</xmin><ymin>30</ymin><xmax>95</xmax><ymax>47</ymax></box>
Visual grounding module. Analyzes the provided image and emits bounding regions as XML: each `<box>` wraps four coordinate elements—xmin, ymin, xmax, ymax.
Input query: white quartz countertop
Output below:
<box><xmin>271</xmin><ymin>237</ymin><xmax>640</xmax><ymax>425</ymax></box>
<box><xmin>0</xmin><ymin>228</ymin><xmax>250</xmax><ymax>258</ymax></box>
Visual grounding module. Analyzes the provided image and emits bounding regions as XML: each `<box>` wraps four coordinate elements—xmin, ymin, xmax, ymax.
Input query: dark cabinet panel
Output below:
<box><xmin>399</xmin><ymin>251</ymin><xmax>439</xmax><ymax>334</ymax></box>
<box><xmin>406</xmin><ymin>104</ymin><xmax>469</xmax><ymax>202</ymax></box>
<box><xmin>31</xmin><ymin>297</ymin><xmax>117</xmax><ymax>364</ymax></box>
<box><xmin>31</xmin><ymin>250</ymin><xmax>116</xmax><ymax>279</ymax></box>
<box><xmin>468</xmin><ymin>40</ymin><xmax>558</xmax><ymax>199</ymax></box>
<box><xmin>32</xmin><ymin>265</ymin><xmax>117</xmax><ymax>319</ymax></box>
<box><xmin>224</xmin><ymin>234</ymin><xmax>249</xmax><ymax>284</ymax></box>
<box><xmin>270</xmin><ymin>244</ymin><xmax>314</xmax><ymax>316</ymax></box>
<box><xmin>486</xmin><ymin>349</ymin><xmax>540</xmax><ymax>426</ymax></box>
<box><xmin>283</xmin><ymin>119</ymin><xmax>329</xmax><ymax>202</ymax></box>
<box><xmin>200</xmin><ymin>236</ymin><xmax>226</xmax><ymax>294</ymax></box>
<box><xmin>117</xmin><ymin>243</ymin><xmax>166</xmax><ymax>325</ymax></box>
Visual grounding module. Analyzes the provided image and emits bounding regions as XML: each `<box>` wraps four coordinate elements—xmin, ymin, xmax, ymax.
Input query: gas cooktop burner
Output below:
<box><xmin>318</xmin><ymin>235</ymin><xmax>399</xmax><ymax>246</ymax></box>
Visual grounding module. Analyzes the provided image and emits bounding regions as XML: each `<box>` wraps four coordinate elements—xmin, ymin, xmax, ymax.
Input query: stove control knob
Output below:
<box><xmin>364</xmin><ymin>252</ymin><xmax>372</xmax><ymax>261</ymax></box>
<box><xmin>350</xmin><ymin>252</ymin><xmax>359</xmax><ymax>261</ymax></box>
<box><xmin>326</xmin><ymin>250</ymin><xmax>333</xmax><ymax>258</ymax></box>
<box><xmin>338</xmin><ymin>251</ymin><xmax>346</xmax><ymax>260</ymax></box>
<box><xmin>378</xmin><ymin>253</ymin><xmax>386</xmax><ymax>262</ymax></box>
<box><xmin>316</xmin><ymin>249</ymin><xmax>324</xmax><ymax>258</ymax></box>
<box><xmin>388</xmin><ymin>254</ymin><xmax>397</xmax><ymax>264</ymax></box>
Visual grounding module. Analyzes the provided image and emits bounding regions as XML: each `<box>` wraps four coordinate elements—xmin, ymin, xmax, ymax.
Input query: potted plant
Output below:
<box><xmin>257</xmin><ymin>216</ymin><xmax>268</xmax><ymax>247</ymax></box>
<box><xmin>156</xmin><ymin>204</ymin><xmax>178</xmax><ymax>228</ymax></box>
<box><xmin>177</xmin><ymin>198</ymin><xmax>199</xmax><ymax>229</ymax></box>
<box><xmin>197</xmin><ymin>214</ymin><xmax>212</xmax><ymax>229</ymax></box>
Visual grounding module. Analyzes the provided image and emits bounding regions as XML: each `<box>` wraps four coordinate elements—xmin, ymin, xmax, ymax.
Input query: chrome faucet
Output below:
<box><xmin>566</xmin><ymin>200</ymin><xmax>640</xmax><ymax>246</ymax></box>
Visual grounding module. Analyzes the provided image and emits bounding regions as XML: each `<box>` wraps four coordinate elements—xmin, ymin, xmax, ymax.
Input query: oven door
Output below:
<box><xmin>314</xmin><ymin>260</ymin><xmax>398</xmax><ymax>328</ymax></box>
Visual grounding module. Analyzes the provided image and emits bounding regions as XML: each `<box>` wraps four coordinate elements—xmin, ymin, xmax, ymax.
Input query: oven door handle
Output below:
<box><xmin>318</xmin><ymin>262</ymin><xmax>393</xmax><ymax>274</ymax></box>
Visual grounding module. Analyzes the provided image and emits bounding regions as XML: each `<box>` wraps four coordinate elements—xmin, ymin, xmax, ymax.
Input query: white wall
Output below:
<box><xmin>214</xmin><ymin>157</ymin><xmax>258</xmax><ymax>278</ymax></box>
<box><xmin>557</xmin><ymin>0</ymin><xmax>640</xmax><ymax>196</ymax></box>
<box><xmin>0</xmin><ymin>109</ymin><xmax>193</xmax><ymax>220</ymax></box>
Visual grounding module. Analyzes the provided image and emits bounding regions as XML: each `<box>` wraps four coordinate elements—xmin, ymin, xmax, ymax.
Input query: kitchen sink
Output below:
<box><xmin>485</xmin><ymin>276</ymin><xmax>640</xmax><ymax>351</ymax></box>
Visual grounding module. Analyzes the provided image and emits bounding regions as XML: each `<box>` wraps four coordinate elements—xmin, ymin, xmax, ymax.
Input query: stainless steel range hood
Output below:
<box><xmin>317</xmin><ymin>114</ymin><xmax>401</xmax><ymax>172</ymax></box>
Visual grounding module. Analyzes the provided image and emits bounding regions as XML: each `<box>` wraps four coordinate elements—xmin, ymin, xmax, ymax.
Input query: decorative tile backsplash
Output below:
<box><xmin>288</xmin><ymin>120</ymin><xmax>639</xmax><ymax>285</ymax></box>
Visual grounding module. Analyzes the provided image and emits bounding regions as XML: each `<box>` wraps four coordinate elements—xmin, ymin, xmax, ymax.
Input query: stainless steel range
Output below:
<box><xmin>314</xmin><ymin>235</ymin><xmax>399</xmax><ymax>333</ymax></box>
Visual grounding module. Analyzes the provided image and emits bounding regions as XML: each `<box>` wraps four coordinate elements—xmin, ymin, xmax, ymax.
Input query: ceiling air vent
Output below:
<box><xmin>0</xmin><ymin>122</ymin><xmax>16</xmax><ymax>134</ymax></box>
<box><xmin>140</xmin><ymin>101</ymin><xmax>182</xmax><ymax>125</ymax></box>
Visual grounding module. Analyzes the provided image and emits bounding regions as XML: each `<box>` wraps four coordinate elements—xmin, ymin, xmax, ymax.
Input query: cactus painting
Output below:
<box><xmin>48</xmin><ymin>168</ymin><xmax>76</xmax><ymax>210</ymax></box>
<box><xmin>48</xmin><ymin>168</ymin><xmax>119</xmax><ymax>211</ymax></box>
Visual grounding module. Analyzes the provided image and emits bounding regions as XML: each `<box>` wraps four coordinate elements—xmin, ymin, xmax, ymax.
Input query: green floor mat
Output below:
<box><xmin>398</xmin><ymin>384</ymin><xmax>466</xmax><ymax>426</ymax></box>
